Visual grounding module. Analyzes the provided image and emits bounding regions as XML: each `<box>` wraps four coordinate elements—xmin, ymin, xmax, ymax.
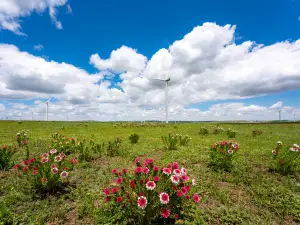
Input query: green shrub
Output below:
<box><xmin>212</xmin><ymin>126</ymin><xmax>224</xmax><ymax>135</ymax></box>
<box><xmin>106</xmin><ymin>138</ymin><xmax>123</xmax><ymax>157</ymax></box>
<box><xmin>0</xmin><ymin>145</ymin><xmax>17</xmax><ymax>170</ymax></box>
<box><xmin>209</xmin><ymin>140</ymin><xmax>239</xmax><ymax>171</ymax></box>
<box><xmin>177</xmin><ymin>134</ymin><xmax>191</xmax><ymax>146</ymax></box>
<box><xmin>270</xmin><ymin>141</ymin><xmax>300</xmax><ymax>175</ymax></box>
<box><xmin>199</xmin><ymin>127</ymin><xmax>209</xmax><ymax>135</ymax></box>
<box><xmin>226</xmin><ymin>128</ymin><xmax>237</xmax><ymax>138</ymax></box>
<box><xmin>162</xmin><ymin>133</ymin><xmax>178</xmax><ymax>150</ymax></box>
<box><xmin>129</xmin><ymin>133</ymin><xmax>140</xmax><ymax>144</ymax></box>
<box><xmin>16</xmin><ymin>130</ymin><xmax>30</xmax><ymax>159</ymax></box>
<box><xmin>252</xmin><ymin>130</ymin><xmax>263</xmax><ymax>137</ymax></box>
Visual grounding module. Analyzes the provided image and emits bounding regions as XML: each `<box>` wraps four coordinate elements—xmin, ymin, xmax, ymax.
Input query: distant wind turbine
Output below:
<box><xmin>45</xmin><ymin>97</ymin><xmax>52</xmax><ymax>121</ymax></box>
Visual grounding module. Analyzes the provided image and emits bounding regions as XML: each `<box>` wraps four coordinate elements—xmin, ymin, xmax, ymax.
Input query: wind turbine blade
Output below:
<box><xmin>151</xmin><ymin>78</ymin><xmax>166</xmax><ymax>81</ymax></box>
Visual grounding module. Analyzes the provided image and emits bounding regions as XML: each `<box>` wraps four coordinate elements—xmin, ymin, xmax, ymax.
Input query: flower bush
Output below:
<box><xmin>106</xmin><ymin>137</ymin><xmax>123</xmax><ymax>157</ymax></box>
<box><xmin>50</xmin><ymin>133</ymin><xmax>78</xmax><ymax>155</ymax></box>
<box><xmin>226</xmin><ymin>128</ymin><xmax>237</xmax><ymax>138</ymax></box>
<box><xmin>199</xmin><ymin>127</ymin><xmax>209</xmax><ymax>135</ymax></box>
<box><xmin>270</xmin><ymin>141</ymin><xmax>300</xmax><ymax>175</ymax></box>
<box><xmin>177</xmin><ymin>134</ymin><xmax>191</xmax><ymax>146</ymax></box>
<box><xmin>101</xmin><ymin>158</ymin><xmax>201</xmax><ymax>224</ymax></box>
<box><xmin>162</xmin><ymin>133</ymin><xmax>178</xmax><ymax>150</ymax></box>
<box><xmin>209</xmin><ymin>140</ymin><xmax>239</xmax><ymax>171</ymax></box>
<box><xmin>13</xmin><ymin>149</ymin><xmax>78</xmax><ymax>193</ymax></box>
<box><xmin>129</xmin><ymin>133</ymin><xmax>140</xmax><ymax>144</ymax></box>
<box><xmin>212</xmin><ymin>126</ymin><xmax>224</xmax><ymax>135</ymax></box>
<box><xmin>16</xmin><ymin>130</ymin><xmax>30</xmax><ymax>159</ymax></box>
<box><xmin>0</xmin><ymin>145</ymin><xmax>17</xmax><ymax>170</ymax></box>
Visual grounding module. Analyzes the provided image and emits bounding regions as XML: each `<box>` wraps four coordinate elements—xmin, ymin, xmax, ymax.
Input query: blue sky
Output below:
<box><xmin>0</xmin><ymin>0</ymin><xmax>300</xmax><ymax>121</ymax></box>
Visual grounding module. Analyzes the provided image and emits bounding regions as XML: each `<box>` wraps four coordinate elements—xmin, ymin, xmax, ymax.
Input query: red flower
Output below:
<box><xmin>139</xmin><ymin>179</ymin><xmax>143</xmax><ymax>184</ymax></box>
<box><xmin>122</xmin><ymin>168</ymin><xmax>127</xmax><ymax>173</ymax></box>
<box><xmin>193</xmin><ymin>193</ymin><xmax>200</xmax><ymax>203</ymax></box>
<box><xmin>130</xmin><ymin>180</ymin><xmax>136</xmax><ymax>188</ymax></box>
<box><xmin>135</xmin><ymin>167</ymin><xmax>142</xmax><ymax>173</ymax></box>
<box><xmin>139</xmin><ymin>192</ymin><xmax>145</xmax><ymax>197</ymax></box>
<box><xmin>176</xmin><ymin>191</ymin><xmax>183</xmax><ymax>197</ymax></box>
<box><xmin>181</xmin><ymin>174</ymin><xmax>189</xmax><ymax>182</ymax></box>
<box><xmin>186</xmin><ymin>185</ymin><xmax>191</xmax><ymax>192</ymax></box>
<box><xmin>105</xmin><ymin>197</ymin><xmax>110</xmax><ymax>202</ymax></box>
<box><xmin>159</xmin><ymin>192</ymin><xmax>170</xmax><ymax>204</ymax></box>
<box><xmin>23</xmin><ymin>167</ymin><xmax>28</xmax><ymax>173</ymax></box>
<box><xmin>111</xmin><ymin>187</ymin><xmax>118</xmax><ymax>194</ymax></box>
<box><xmin>13</xmin><ymin>164</ymin><xmax>21</xmax><ymax>169</ymax></box>
<box><xmin>186</xmin><ymin>195</ymin><xmax>190</xmax><ymax>200</ymax></box>
<box><xmin>41</xmin><ymin>177</ymin><xmax>47</xmax><ymax>183</ymax></box>
<box><xmin>167</xmin><ymin>163</ymin><xmax>172</xmax><ymax>169</ymax></box>
<box><xmin>112</xmin><ymin>168</ymin><xmax>118</xmax><ymax>174</ymax></box>
<box><xmin>162</xmin><ymin>168</ymin><xmax>171</xmax><ymax>176</ymax></box>
<box><xmin>173</xmin><ymin>185</ymin><xmax>177</xmax><ymax>190</ymax></box>
<box><xmin>144</xmin><ymin>161</ymin><xmax>149</xmax><ymax>167</ymax></box>
<box><xmin>154</xmin><ymin>176</ymin><xmax>160</xmax><ymax>182</ymax></box>
<box><xmin>104</xmin><ymin>188</ymin><xmax>110</xmax><ymax>195</ymax></box>
<box><xmin>23</xmin><ymin>160</ymin><xmax>29</xmax><ymax>165</ymax></box>
<box><xmin>116</xmin><ymin>196</ymin><xmax>122</xmax><ymax>203</ymax></box>
<box><xmin>173</xmin><ymin>162</ymin><xmax>179</xmax><ymax>169</ymax></box>
<box><xmin>161</xmin><ymin>208</ymin><xmax>170</xmax><ymax>218</ymax></box>
<box><xmin>153</xmin><ymin>165</ymin><xmax>159</xmax><ymax>171</ymax></box>
<box><xmin>32</xmin><ymin>170</ymin><xmax>38</xmax><ymax>176</ymax></box>
<box><xmin>118</xmin><ymin>171</ymin><xmax>123</xmax><ymax>177</ymax></box>
<box><xmin>142</xmin><ymin>167</ymin><xmax>149</xmax><ymax>174</ymax></box>
<box><xmin>116</xmin><ymin>178</ymin><xmax>123</xmax><ymax>184</ymax></box>
<box><xmin>181</xmin><ymin>186</ymin><xmax>187</xmax><ymax>195</ymax></box>
<box><xmin>145</xmin><ymin>177</ymin><xmax>149</xmax><ymax>182</ymax></box>
<box><xmin>174</xmin><ymin>214</ymin><xmax>179</xmax><ymax>220</ymax></box>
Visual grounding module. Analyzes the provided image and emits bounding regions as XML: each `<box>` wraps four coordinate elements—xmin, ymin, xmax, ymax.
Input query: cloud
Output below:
<box><xmin>66</xmin><ymin>4</ymin><xmax>72</xmax><ymax>14</ymax></box>
<box><xmin>0</xmin><ymin>0</ymin><xmax>69</xmax><ymax>35</ymax></box>
<box><xmin>33</xmin><ymin>44</ymin><xmax>44</xmax><ymax>51</ymax></box>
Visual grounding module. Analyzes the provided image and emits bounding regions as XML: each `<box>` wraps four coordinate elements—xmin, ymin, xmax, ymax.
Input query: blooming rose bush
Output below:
<box><xmin>270</xmin><ymin>141</ymin><xmax>300</xmax><ymax>175</ymax></box>
<box><xmin>209</xmin><ymin>140</ymin><xmax>239</xmax><ymax>171</ymax></box>
<box><xmin>100</xmin><ymin>158</ymin><xmax>201</xmax><ymax>224</ymax></box>
<box><xmin>0</xmin><ymin>145</ymin><xmax>17</xmax><ymax>170</ymax></box>
<box><xmin>13</xmin><ymin>149</ymin><xmax>78</xmax><ymax>193</ymax></box>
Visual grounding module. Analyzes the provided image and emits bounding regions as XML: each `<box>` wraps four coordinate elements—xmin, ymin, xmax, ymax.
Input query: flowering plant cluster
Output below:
<box><xmin>0</xmin><ymin>145</ymin><xmax>17</xmax><ymax>170</ymax></box>
<box><xmin>13</xmin><ymin>149</ymin><xmax>78</xmax><ymax>193</ymax></box>
<box><xmin>50</xmin><ymin>133</ymin><xmax>78</xmax><ymax>155</ymax></box>
<box><xmin>226</xmin><ymin>128</ymin><xmax>237</xmax><ymax>138</ymax></box>
<box><xmin>271</xmin><ymin>141</ymin><xmax>300</xmax><ymax>175</ymax></box>
<box><xmin>16</xmin><ymin>130</ymin><xmax>29</xmax><ymax>147</ymax></box>
<box><xmin>161</xmin><ymin>133</ymin><xmax>179</xmax><ymax>150</ymax></box>
<box><xmin>212</xmin><ymin>126</ymin><xmax>224</xmax><ymax>135</ymax></box>
<box><xmin>176</xmin><ymin>134</ymin><xmax>192</xmax><ymax>146</ymax></box>
<box><xmin>209</xmin><ymin>140</ymin><xmax>239</xmax><ymax>171</ymax></box>
<box><xmin>102</xmin><ymin>158</ymin><xmax>200</xmax><ymax>224</ymax></box>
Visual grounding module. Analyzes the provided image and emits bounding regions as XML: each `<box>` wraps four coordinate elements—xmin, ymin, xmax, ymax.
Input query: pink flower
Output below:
<box><xmin>42</xmin><ymin>153</ymin><xmax>49</xmax><ymax>158</ymax></box>
<box><xmin>162</xmin><ymin>168</ymin><xmax>171</xmax><ymax>176</ymax></box>
<box><xmin>135</xmin><ymin>167</ymin><xmax>142</xmax><ymax>173</ymax></box>
<box><xmin>103</xmin><ymin>188</ymin><xmax>110</xmax><ymax>195</ymax></box>
<box><xmin>193</xmin><ymin>193</ymin><xmax>200</xmax><ymax>203</ymax></box>
<box><xmin>142</xmin><ymin>167</ymin><xmax>149</xmax><ymax>174</ymax></box>
<box><xmin>170</xmin><ymin>175</ymin><xmax>180</xmax><ymax>185</ymax></box>
<box><xmin>174</xmin><ymin>214</ymin><xmax>179</xmax><ymax>220</ymax></box>
<box><xmin>145</xmin><ymin>181</ymin><xmax>156</xmax><ymax>190</ymax></box>
<box><xmin>116</xmin><ymin>196</ymin><xmax>122</xmax><ymax>203</ymax></box>
<box><xmin>167</xmin><ymin>163</ymin><xmax>172</xmax><ymax>168</ymax></box>
<box><xmin>54</xmin><ymin>155</ymin><xmax>62</xmax><ymax>162</ymax></box>
<box><xmin>181</xmin><ymin>167</ymin><xmax>187</xmax><ymax>175</ymax></box>
<box><xmin>118</xmin><ymin>172</ymin><xmax>123</xmax><ymax>177</ymax></box>
<box><xmin>186</xmin><ymin>185</ymin><xmax>191</xmax><ymax>192</ymax></box>
<box><xmin>228</xmin><ymin>149</ymin><xmax>233</xmax><ymax>154</ymax></box>
<box><xmin>51</xmin><ymin>164</ymin><xmax>57</xmax><ymax>169</ymax></box>
<box><xmin>51</xmin><ymin>167</ymin><xmax>58</xmax><ymax>174</ymax></box>
<box><xmin>111</xmin><ymin>187</ymin><xmax>118</xmax><ymax>194</ymax></box>
<box><xmin>153</xmin><ymin>165</ymin><xmax>159</xmax><ymax>171</ymax></box>
<box><xmin>41</xmin><ymin>157</ymin><xmax>49</xmax><ymax>164</ymax></box>
<box><xmin>32</xmin><ymin>170</ymin><xmax>38</xmax><ymax>176</ymax></box>
<box><xmin>173</xmin><ymin>169</ymin><xmax>181</xmax><ymax>177</ymax></box>
<box><xmin>60</xmin><ymin>171</ymin><xmax>68</xmax><ymax>178</ymax></box>
<box><xmin>41</xmin><ymin>177</ymin><xmax>47</xmax><ymax>183</ymax></box>
<box><xmin>176</xmin><ymin>191</ymin><xmax>183</xmax><ymax>197</ymax></box>
<box><xmin>161</xmin><ymin>208</ymin><xmax>170</xmax><ymax>218</ymax></box>
<box><xmin>181</xmin><ymin>186</ymin><xmax>187</xmax><ymax>195</ymax></box>
<box><xmin>135</xmin><ymin>157</ymin><xmax>140</xmax><ymax>163</ymax></box>
<box><xmin>272</xmin><ymin>150</ymin><xmax>277</xmax><ymax>155</ymax></box>
<box><xmin>192</xmin><ymin>178</ymin><xmax>196</xmax><ymax>186</ymax></box>
<box><xmin>159</xmin><ymin>192</ymin><xmax>169</xmax><ymax>204</ymax></box>
<box><xmin>49</xmin><ymin>149</ymin><xmax>57</xmax><ymax>154</ymax></box>
<box><xmin>181</xmin><ymin>174</ymin><xmax>189</xmax><ymax>182</ymax></box>
<box><xmin>105</xmin><ymin>197</ymin><xmax>110</xmax><ymax>202</ymax></box>
<box><xmin>173</xmin><ymin>162</ymin><xmax>179</xmax><ymax>169</ymax></box>
<box><xmin>122</xmin><ymin>168</ymin><xmax>127</xmax><ymax>173</ymax></box>
<box><xmin>112</xmin><ymin>168</ymin><xmax>118</xmax><ymax>174</ymax></box>
<box><xmin>147</xmin><ymin>158</ymin><xmax>153</xmax><ymax>164</ymax></box>
<box><xmin>116</xmin><ymin>177</ymin><xmax>123</xmax><ymax>184</ymax></box>
<box><xmin>137</xmin><ymin>196</ymin><xmax>147</xmax><ymax>209</ymax></box>
<box><xmin>22</xmin><ymin>167</ymin><xmax>28</xmax><ymax>173</ymax></box>
<box><xmin>154</xmin><ymin>176</ymin><xmax>160</xmax><ymax>182</ymax></box>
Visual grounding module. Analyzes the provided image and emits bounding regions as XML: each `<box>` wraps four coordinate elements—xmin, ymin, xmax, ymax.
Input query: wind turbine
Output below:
<box><xmin>150</xmin><ymin>60</ymin><xmax>172</xmax><ymax>123</ymax></box>
<box><xmin>278</xmin><ymin>101</ymin><xmax>283</xmax><ymax>121</ymax></box>
<box><xmin>45</xmin><ymin>97</ymin><xmax>52</xmax><ymax>121</ymax></box>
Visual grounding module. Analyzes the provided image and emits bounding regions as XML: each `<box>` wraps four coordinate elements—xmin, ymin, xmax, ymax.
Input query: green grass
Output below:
<box><xmin>0</xmin><ymin>121</ymin><xmax>300</xmax><ymax>224</ymax></box>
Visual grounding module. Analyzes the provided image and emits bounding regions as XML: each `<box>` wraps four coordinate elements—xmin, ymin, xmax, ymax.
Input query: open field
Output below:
<box><xmin>0</xmin><ymin>121</ymin><xmax>300</xmax><ymax>224</ymax></box>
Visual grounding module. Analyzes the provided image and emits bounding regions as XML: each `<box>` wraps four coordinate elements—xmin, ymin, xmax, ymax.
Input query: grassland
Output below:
<box><xmin>0</xmin><ymin>121</ymin><xmax>300</xmax><ymax>224</ymax></box>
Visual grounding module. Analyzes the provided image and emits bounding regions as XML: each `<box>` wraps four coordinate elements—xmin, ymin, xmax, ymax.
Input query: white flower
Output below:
<box><xmin>50</xmin><ymin>149</ymin><xmax>57</xmax><ymax>154</ymax></box>
<box><xmin>277</xmin><ymin>141</ymin><xmax>282</xmax><ymax>144</ymax></box>
<box><xmin>228</xmin><ymin>149</ymin><xmax>233</xmax><ymax>154</ymax></box>
<box><xmin>290</xmin><ymin>148</ymin><xmax>299</xmax><ymax>152</ymax></box>
<box><xmin>293</xmin><ymin>144</ymin><xmax>299</xmax><ymax>148</ymax></box>
<box><xmin>180</xmin><ymin>167</ymin><xmax>187</xmax><ymax>175</ymax></box>
<box><xmin>173</xmin><ymin>169</ymin><xmax>182</xmax><ymax>177</ymax></box>
<box><xmin>192</xmin><ymin>178</ymin><xmax>196</xmax><ymax>186</ymax></box>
